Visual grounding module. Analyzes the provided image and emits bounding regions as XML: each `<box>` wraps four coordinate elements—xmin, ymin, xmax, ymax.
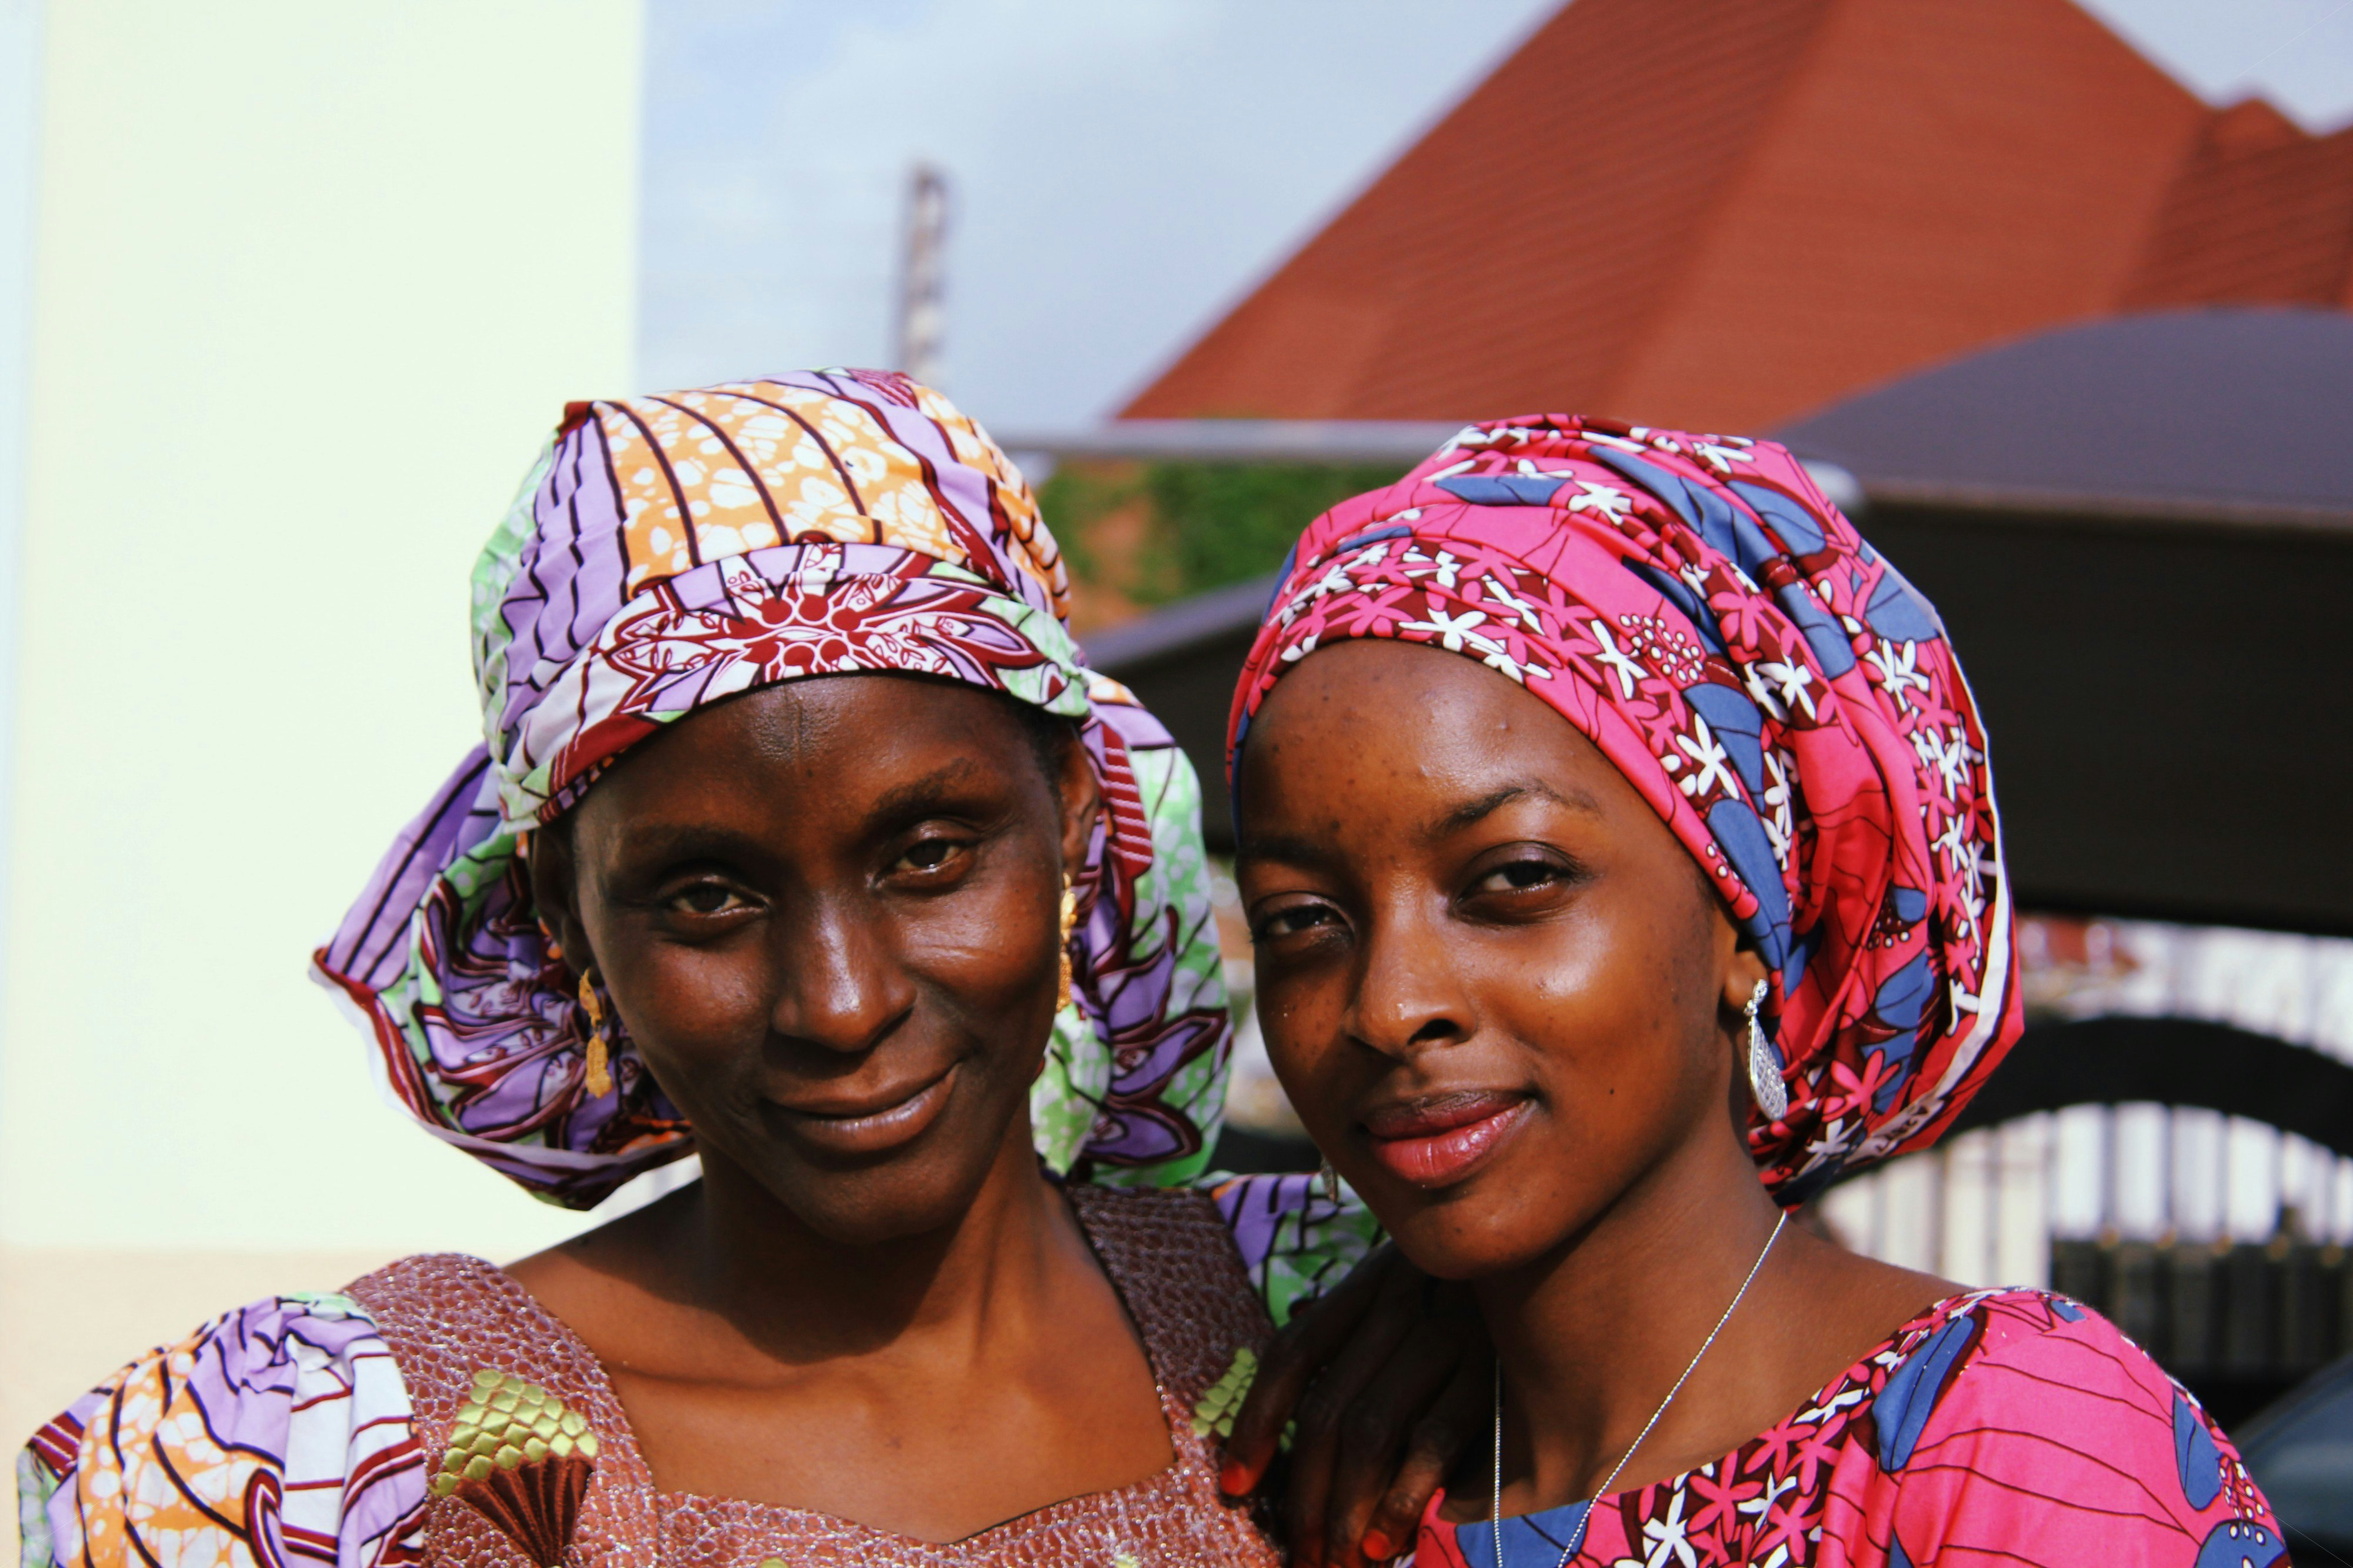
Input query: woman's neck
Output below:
<box><xmin>506</xmin><ymin>1113</ymin><xmax>1181</xmax><ymax>1530</ymax></box>
<box><xmin>1471</xmin><ymin>1122</ymin><xmax>1792</xmax><ymax>1512</ymax></box>
<box><xmin>676</xmin><ymin>1124</ymin><xmax>1074</xmax><ymax>1370</ymax></box>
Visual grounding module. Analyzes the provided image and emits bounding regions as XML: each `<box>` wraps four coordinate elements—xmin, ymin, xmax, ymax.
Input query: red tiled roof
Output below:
<box><xmin>2122</xmin><ymin>103</ymin><xmax>2353</xmax><ymax>308</ymax></box>
<box><xmin>1123</xmin><ymin>0</ymin><xmax>2353</xmax><ymax>433</ymax></box>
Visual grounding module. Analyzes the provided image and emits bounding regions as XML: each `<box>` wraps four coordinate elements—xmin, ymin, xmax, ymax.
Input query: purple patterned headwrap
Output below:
<box><xmin>315</xmin><ymin>372</ymin><xmax>1231</xmax><ymax>1208</ymax></box>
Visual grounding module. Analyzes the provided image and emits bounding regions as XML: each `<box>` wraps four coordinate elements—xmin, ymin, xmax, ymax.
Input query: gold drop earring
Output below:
<box><xmin>1056</xmin><ymin>873</ymin><xmax>1077</xmax><ymax>1010</ymax></box>
<box><xmin>578</xmin><ymin>969</ymin><xmax>614</xmax><ymax>1097</ymax></box>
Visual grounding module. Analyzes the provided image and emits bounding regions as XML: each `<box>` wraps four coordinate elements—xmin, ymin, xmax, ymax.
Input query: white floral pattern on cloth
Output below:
<box><xmin>312</xmin><ymin>371</ymin><xmax>1231</xmax><ymax>1207</ymax></box>
<box><xmin>20</xmin><ymin>1294</ymin><xmax>425</xmax><ymax>1567</ymax></box>
<box><xmin>1414</xmin><ymin>1290</ymin><xmax>2285</xmax><ymax>1568</ymax></box>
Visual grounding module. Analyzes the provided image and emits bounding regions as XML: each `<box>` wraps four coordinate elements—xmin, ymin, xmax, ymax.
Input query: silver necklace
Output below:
<box><xmin>1490</xmin><ymin>1212</ymin><xmax>1785</xmax><ymax>1568</ymax></box>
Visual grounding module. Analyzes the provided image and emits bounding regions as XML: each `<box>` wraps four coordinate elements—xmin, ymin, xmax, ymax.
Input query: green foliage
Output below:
<box><xmin>1041</xmin><ymin>459</ymin><xmax>1406</xmax><ymax>605</ymax></box>
<box><xmin>1034</xmin><ymin>462</ymin><xmax>1135</xmax><ymax>588</ymax></box>
<box><xmin>1137</xmin><ymin>461</ymin><xmax>1405</xmax><ymax>602</ymax></box>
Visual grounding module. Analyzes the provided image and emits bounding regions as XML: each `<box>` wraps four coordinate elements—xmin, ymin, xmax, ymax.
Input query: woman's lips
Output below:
<box><xmin>1361</xmin><ymin>1092</ymin><xmax>1531</xmax><ymax>1188</ymax></box>
<box><xmin>770</xmin><ymin>1063</ymin><xmax>958</xmax><ymax>1157</ymax></box>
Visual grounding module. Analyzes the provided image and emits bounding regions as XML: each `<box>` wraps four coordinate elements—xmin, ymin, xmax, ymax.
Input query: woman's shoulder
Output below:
<box><xmin>1851</xmin><ymin>1286</ymin><xmax>2286</xmax><ymax>1565</ymax></box>
<box><xmin>1892</xmin><ymin>1285</ymin><xmax>2219</xmax><ymax>1440</ymax></box>
<box><xmin>1066</xmin><ymin>1183</ymin><xmax>1285</xmax><ymax>1409</ymax></box>
<box><xmin>19</xmin><ymin>1287</ymin><xmax>427</xmax><ymax>1568</ymax></box>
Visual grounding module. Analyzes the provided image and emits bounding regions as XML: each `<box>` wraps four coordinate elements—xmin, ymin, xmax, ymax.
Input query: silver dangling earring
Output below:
<box><xmin>1317</xmin><ymin>1158</ymin><xmax>1342</xmax><ymax>1203</ymax></box>
<box><xmin>1745</xmin><ymin>978</ymin><xmax>1788</xmax><ymax>1121</ymax></box>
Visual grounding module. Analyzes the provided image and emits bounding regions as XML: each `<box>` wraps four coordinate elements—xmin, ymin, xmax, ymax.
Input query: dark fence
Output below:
<box><xmin>2052</xmin><ymin>1237</ymin><xmax>2350</xmax><ymax>1426</ymax></box>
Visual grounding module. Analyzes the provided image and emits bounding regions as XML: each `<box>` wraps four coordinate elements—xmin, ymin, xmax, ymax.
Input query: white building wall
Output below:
<box><xmin>0</xmin><ymin>0</ymin><xmax>645</xmax><ymax>1512</ymax></box>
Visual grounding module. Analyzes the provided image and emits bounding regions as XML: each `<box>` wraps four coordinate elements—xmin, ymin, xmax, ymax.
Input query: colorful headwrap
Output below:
<box><xmin>1227</xmin><ymin>416</ymin><xmax>2022</xmax><ymax>1202</ymax></box>
<box><xmin>317</xmin><ymin>371</ymin><xmax>1229</xmax><ymax>1209</ymax></box>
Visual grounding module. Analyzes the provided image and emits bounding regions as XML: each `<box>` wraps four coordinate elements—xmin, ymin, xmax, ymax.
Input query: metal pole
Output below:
<box><xmin>896</xmin><ymin>162</ymin><xmax>948</xmax><ymax>388</ymax></box>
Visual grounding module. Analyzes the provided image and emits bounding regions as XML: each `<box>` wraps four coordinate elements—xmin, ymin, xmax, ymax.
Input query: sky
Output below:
<box><xmin>637</xmin><ymin>0</ymin><xmax>2353</xmax><ymax>433</ymax></box>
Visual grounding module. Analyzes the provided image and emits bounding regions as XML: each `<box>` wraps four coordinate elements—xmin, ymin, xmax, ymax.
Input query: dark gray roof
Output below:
<box><xmin>1776</xmin><ymin>308</ymin><xmax>2353</xmax><ymax>520</ymax></box>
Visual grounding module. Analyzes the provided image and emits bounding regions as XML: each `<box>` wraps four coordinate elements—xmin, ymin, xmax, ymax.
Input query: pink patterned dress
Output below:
<box><xmin>19</xmin><ymin>1186</ymin><xmax>1292</xmax><ymax>1567</ymax></box>
<box><xmin>1411</xmin><ymin>1290</ymin><xmax>2284</xmax><ymax>1568</ymax></box>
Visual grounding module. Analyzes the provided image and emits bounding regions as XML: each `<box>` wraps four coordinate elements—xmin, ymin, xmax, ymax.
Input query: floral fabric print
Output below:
<box><xmin>22</xmin><ymin>1295</ymin><xmax>424</xmax><ymax>1567</ymax></box>
<box><xmin>1412</xmin><ymin>1291</ymin><xmax>2285</xmax><ymax>1568</ymax></box>
<box><xmin>18</xmin><ymin>1183</ymin><xmax>1356</xmax><ymax>1568</ymax></box>
<box><xmin>314</xmin><ymin>371</ymin><xmax>1232</xmax><ymax>1207</ymax></box>
<box><xmin>1227</xmin><ymin>416</ymin><xmax>2024</xmax><ymax>1200</ymax></box>
<box><xmin>1212</xmin><ymin>1172</ymin><xmax>1388</xmax><ymax>1329</ymax></box>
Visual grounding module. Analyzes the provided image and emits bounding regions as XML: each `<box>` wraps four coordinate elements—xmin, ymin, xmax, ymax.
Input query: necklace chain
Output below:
<box><xmin>1489</xmin><ymin>1211</ymin><xmax>1786</xmax><ymax>1568</ymax></box>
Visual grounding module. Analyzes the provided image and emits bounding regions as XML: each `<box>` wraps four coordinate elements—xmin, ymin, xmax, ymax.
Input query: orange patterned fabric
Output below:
<box><xmin>588</xmin><ymin>380</ymin><xmax>1065</xmax><ymax>613</ymax></box>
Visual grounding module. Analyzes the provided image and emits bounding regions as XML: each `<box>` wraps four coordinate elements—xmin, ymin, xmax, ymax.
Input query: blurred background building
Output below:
<box><xmin>1013</xmin><ymin>0</ymin><xmax>2353</xmax><ymax>1527</ymax></box>
<box><xmin>1043</xmin><ymin>1</ymin><xmax>2353</xmax><ymax>1462</ymax></box>
<box><xmin>4</xmin><ymin>0</ymin><xmax>2352</xmax><ymax>1550</ymax></box>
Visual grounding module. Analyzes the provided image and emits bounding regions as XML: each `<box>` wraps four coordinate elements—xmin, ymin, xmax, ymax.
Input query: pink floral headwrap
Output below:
<box><xmin>1227</xmin><ymin>415</ymin><xmax>2023</xmax><ymax>1200</ymax></box>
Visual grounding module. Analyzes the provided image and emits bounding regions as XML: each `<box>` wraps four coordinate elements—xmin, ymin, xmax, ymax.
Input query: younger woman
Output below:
<box><xmin>1227</xmin><ymin>417</ymin><xmax>2285</xmax><ymax>1566</ymax></box>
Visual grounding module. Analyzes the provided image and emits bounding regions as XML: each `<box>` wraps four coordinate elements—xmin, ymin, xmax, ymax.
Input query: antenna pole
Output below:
<box><xmin>896</xmin><ymin>162</ymin><xmax>948</xmax><ymax>387</ymax></box>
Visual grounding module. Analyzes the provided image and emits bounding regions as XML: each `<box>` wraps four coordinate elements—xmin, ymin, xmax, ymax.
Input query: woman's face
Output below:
<box><xmin>533</xmin><ymin>674</ymin><xmax>1094</xmax><ymax>1246</ymax></box>
<box><xmin>1237</xmin><ymin>639</ymin><xmax>1764</xmax><ymax>1279</ymax></box>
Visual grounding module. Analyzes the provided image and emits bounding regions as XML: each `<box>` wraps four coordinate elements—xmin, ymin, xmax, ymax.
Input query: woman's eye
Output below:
<box><xmin>670</xmin><ymin>882</ymin><xmax>749</xmax><ymax>916</ymax></box>
<box><xmin>1477</xmin><ymin>858</ymin><xmax>1561</xmax><ymax>895</ymax></box>
<box><xmin>892</xmin><ymin>836</ymin><xmax>971</xmax><ymax>875</ymax></box>
<box><xmin>1254</xmin><ymin>902</ymin><xmax>1338</xmax><ymax>942</ymax></box>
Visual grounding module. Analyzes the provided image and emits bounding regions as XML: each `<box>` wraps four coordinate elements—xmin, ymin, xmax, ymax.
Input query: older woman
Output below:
<box><xmin>18</xmin><ymin>373</ymin><xmax>1406</xmax><ymax>1567</ymax></box>
<box><xmin>1225</xmin><ymin>417</ymin><xmax>2287</xmax><ymax>1566</ymax></box>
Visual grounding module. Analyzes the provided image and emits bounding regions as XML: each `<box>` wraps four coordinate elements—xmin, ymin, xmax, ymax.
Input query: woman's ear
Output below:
<box><xmin>525</xmin><ymin>822</ymin><xmax>589</xmax><ymax>972</ymax></box>
<box><xmin>1053</xmin><ymin>726</ymin><xmax>1102</xmax><ymax>876</ymax></box>
<box><xmin>1719</xmin><ymin>940</ymin><xmax>1771</xmax><ymax>1019</ymax></box>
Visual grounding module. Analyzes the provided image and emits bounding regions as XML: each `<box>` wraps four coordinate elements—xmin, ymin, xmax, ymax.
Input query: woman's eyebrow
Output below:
<box><xmin>1429</xmin><ymin>780</ymin><xmax>1598</xmax><ymax>838</ymax></box>
<box><xmin>1235</xmin><ymin>830</ymin><xmax>1335</xmax><ymax>870</ymax></box>
<box><xmin>866</xmin><ymin>758</ymin><xmax>989</xmax><ymax>823</ymax></box>
<box><xmin>611</xmin><ymin>820</ymin><xmax>766</xmax><ymax>865</ymax></box>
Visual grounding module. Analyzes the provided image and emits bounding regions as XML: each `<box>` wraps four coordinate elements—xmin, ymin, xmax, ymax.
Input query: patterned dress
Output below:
<box><xmin>1411</xmin><ymin>1290</ymin><xmax>2285</xmax><ymax>1568</ymax></box>
<box><xmin>21</xmin><ymin>1185</ymin><xmax>1333</xmax><ymax>1568</ymax></box>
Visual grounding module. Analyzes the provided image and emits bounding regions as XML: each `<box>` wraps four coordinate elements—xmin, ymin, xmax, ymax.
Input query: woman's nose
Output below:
<box><xmin>1341</xmin><ymin>900</ymin><xmax>1472</xmax><ymax>1059</ymax></box>
<box><xmin>771</xmin><ymin>898</ymin><xmax>913</xmax><ymax>1055</ymax></box>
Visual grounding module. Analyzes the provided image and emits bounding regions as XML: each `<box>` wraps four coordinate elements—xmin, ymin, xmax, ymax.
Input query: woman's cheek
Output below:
<box><xmin>1256</xmin><ymin>979</ymin><xmax>1345</xmax><ymax>1118</ymax></box>
<box><xmin>626</xmin><ymin>948</ymin><xmax>770</xmax><ymax>1065</ymax></box>
<box><xmin>908</xmin><ymin>886</ymin><xmax>1058</xmax><ymax>1029</ymax></box>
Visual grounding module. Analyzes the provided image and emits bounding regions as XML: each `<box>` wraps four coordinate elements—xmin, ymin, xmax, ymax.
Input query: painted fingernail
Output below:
<box><xmin>1361</xmin><ymin>1530</ymin><xmax>1393</xmax><ymax>1560</ymax></box>
<box><xmin>1219</xmin><ymin>1460</ymin><xmax>1251</xmax><ymax>1495</ymax></box>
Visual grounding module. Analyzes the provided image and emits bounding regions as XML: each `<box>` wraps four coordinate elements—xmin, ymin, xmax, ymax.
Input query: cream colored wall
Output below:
<box><xmin>1</xmin><ymin>0</ymin><xmax>648</xmax><ymax>1494</ymax></box>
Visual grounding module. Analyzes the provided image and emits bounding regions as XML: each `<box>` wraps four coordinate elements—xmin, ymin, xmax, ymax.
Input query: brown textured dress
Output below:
<box><xmin>346</xmin><ymin>1183</ymin><xmax>1284</xmax><ymax>1567</ymax></box>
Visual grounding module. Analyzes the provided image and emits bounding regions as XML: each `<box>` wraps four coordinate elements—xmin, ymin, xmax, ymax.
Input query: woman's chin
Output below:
<box><xmin>766</xmin><ymin>1156</ymin><xmax>1005</xmax><ymax>1246</ymax></box>
<box><xmin>1384</xmin><ymin>1208</ymin><xmax>1563</xmax><ymax>1282</ymax></box>
<box><xmin>705</xmin><ymin>1089</ymin><xmax>1035</xmax><ymax>1247</ymax></box>
<box><xmin>1360</xmin><ymin>1155</ymin><xmax>1597</xmax><ymax>1282</ymax></box>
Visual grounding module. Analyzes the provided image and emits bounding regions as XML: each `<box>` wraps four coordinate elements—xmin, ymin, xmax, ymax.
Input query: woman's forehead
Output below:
<box><xmin>1238</xmin><ymin>640</ymin><xmax>1631</xmax><ymax>839</ymax></box>
<box><xmin>582</xmin><ymin>677</ymin><xmax>1037</xmax><ymax>826</ymax></box>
